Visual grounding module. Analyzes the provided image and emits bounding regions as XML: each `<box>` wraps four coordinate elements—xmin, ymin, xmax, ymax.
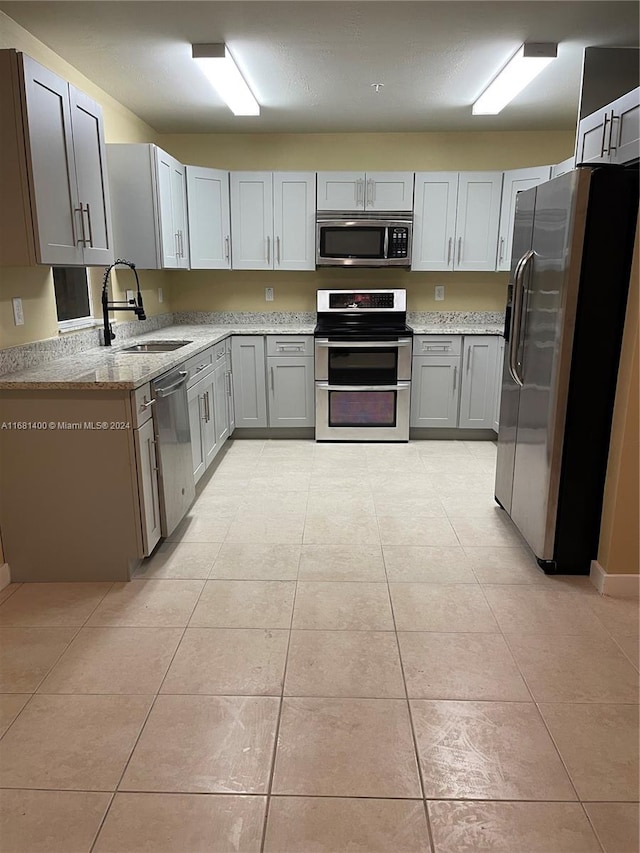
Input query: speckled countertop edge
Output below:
<box><xmin>0</xmin><ymin>320</ymin><xmax>504</xmax><ymax>391</ymax></box>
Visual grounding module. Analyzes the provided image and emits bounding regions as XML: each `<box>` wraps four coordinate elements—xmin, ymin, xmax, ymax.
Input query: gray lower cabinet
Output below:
<box><xmin>225</xmin><ymin>338</ymin><xmax>235</xmax><ymax>435</ymax></box>
<box><xmin>187</xmin><ymin>368</ymin><xmax>217</xmax><ymax>483</ymax></box>
<box><xmin>231</xmin><ymin>336</ymin><xmax>268</xmax><ymax>427</ymax></box>
<box><xmin>410</xmin><ymin>355</ymin><xmax>460</xmax><ymax>427</ymax></box>
<box><xmin>133</xmin><ymin>416</ymin><xmax>162</xmax><ymax>555</ymax></box>
<box><xmin>458</xmin><ymin>336</ymin><xmax>500</xmax><ymax>429</ymax></box>
<box><xmin>411</xmin><ymin>334</ymin><xmax>500</xmax><ymax>430</ymax></box>
<box><xmin>267</xmin><ymin>356</ymin><xmax>315</xmax><ymax>426</ymax></box>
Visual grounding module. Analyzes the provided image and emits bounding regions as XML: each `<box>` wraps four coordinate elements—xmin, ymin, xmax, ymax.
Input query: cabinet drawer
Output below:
<box><xmin>185</xmin><ymin>347</ymin><xmax>214</xmax><ymax>387</ymax></box>
<box><xmin>266</xmin><ymin>335</ymin><xmax>314</xmax><ymax>357</ymax></box>
<box><xmin>213</xmin><ymin>340</ymin><xmax>227</xmax><ymax>365</ymax></box>
<box><xmin>414</xmin><ymin>335</ymin><xmax>462</xmax><ymax>356</ymax></box>
<box><xmin>131</xmin><ymin>383</ymin><xmax>155</xmax><ymax>428</ymax></box>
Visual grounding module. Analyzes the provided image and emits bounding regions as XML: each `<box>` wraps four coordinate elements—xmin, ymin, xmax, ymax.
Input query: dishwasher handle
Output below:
<box><xmin>154</xmin><ymin>371</ymin><xmax>189</xmax><ymax>397</ymax></box>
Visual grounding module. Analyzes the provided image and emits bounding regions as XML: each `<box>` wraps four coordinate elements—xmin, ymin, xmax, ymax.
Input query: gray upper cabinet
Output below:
<box><xmin>576</xmin><ymin>86</ymin><xmax>640</xmax><ymax>167</ymax></box>
<box><xmin>316</xmin><ymin>171</ymin><xmax>414</xmax><ymax>211</ymax></box>
<box><xmin>496</xmin><ymin>166</ymin><xmax>551</xmax><ymax>271</ymax></box>
<box><xmin>412</xmin><ymin>172</ymin><xmax>503</xmax><ymax>272</ymax></box>
<box><xmin>230</xmin><ymin>171</ymin><xmax>315</xmax><ymax>271</ymax></box>
<box><xmin>0</xmin><ymin>50</ymin><xmax>113</xmax><ymax>267</ymax></box>
<box><xmin>107</xmin><ymin>143</ymin><xmax>189</xmax><ymax>269</ymax></box>
<box><xmin>186</xmin><ymin>166</ymin><xmax>231</xmax><ymax>269</ymax></box>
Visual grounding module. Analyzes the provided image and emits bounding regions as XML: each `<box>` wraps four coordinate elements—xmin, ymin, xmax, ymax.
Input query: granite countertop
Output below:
<box><xmin>0</xmin><ymin>318</ymin><xmax>504</xmax><ymax>391</ymax></box>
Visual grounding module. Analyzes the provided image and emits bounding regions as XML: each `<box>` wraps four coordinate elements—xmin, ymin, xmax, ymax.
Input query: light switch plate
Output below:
<box><xmin>126</xmin><ymin>289</ymin><xmax>135</xmax><ymax>304</ymax></box>
<box><xmin>12</xmin><ymin>297</ymin><xmax>24</xmax><ymax>326</ymax></box>
<box><xmin>158</xmin><ymin>287</ymin><xmax>163</xmax><ymax>303</ymax></box>
<box><xmin>435</xmin><ymin>285</ymin><xmax>445</xmax><ymax>301</ymax></box>
<box><xmin>265</xmin><ymin>287</ymin><xmax>274</xmax><ymax>302</ymax></box>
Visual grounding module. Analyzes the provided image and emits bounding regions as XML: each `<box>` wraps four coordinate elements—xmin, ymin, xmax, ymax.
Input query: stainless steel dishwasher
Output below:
<box><xmin>151</xmin><ymin>367</ymin><xmax>195</xmax><ymax>537</ymax></box>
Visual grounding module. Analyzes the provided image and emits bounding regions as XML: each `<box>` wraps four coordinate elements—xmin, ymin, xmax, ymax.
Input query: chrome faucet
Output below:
<box><xmin>101</xmin><ymin>259</ymin><xmax>146</xmax><ymax>346</ymax></box>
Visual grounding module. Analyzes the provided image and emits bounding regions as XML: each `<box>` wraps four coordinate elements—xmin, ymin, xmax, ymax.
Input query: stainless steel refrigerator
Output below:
<box><xmin>495</xmin><ymin>167</ymin><xmax>638</xmax><ymax>574</ymax></box>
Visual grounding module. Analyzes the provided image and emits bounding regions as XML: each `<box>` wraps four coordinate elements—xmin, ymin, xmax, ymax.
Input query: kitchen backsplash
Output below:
<box><xmin>174</xmin><ymin>311</ymin><xmax>317</xmax><ymax>325</ymax></box>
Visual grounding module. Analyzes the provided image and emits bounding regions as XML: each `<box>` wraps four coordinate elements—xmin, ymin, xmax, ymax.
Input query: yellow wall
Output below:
<box><xmin>597</xmin><ymin>219</ymin><xmax>640</xmax><ymax>576</ymax></box>
<box><xmin>0</xmin><ymin>11</ymin><xmax>168</xmax><ymax>349</ymax></box>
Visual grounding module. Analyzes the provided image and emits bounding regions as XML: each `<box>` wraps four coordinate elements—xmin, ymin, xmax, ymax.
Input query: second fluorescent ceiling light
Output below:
<box><xmin>473</xmin><ymin>43</ymin><xmax>557</xmax><ymax>115</ymax></box>
<box><xmin>192</xmin><ymin>43</ymin><xmax>260</xmax><ymax>116</ymax></box>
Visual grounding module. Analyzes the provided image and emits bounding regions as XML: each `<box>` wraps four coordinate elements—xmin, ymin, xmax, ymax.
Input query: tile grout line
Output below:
<box><xmin>88</xmin><ymin>574</ymin><xmax>212</xmax><ymax>853</ymax></box>
<box><xmin>258</xmin><ymin>455</ymin><xmax>307</xmax><ymax>853</ymax></box>
<box><xmin>377</xmin><ymin>503</ymin><xmax>438</xmax><ymax>853</ymax></box>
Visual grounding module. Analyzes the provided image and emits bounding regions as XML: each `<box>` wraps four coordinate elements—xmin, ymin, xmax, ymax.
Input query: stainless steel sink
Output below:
<box><xmin>120</xmin><ymin>340</ymin><xmax>193</xmax><ymax>353</ymax></box>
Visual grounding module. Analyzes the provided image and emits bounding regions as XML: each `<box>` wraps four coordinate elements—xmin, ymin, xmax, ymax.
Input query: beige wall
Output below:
<box><xmin>597</xmin><ymin>219</ymin><xmax>640</xmax><ymax>576</ymax></box>
<box><xmin>0</xmin><ymin>11</ymin><xmax>167</xmax><ymax>350</ymax></box>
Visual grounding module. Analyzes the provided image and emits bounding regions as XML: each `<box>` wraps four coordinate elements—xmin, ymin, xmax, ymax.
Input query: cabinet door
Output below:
<box><xmin>493</xmin><ymin>337</ymin><xmax>505</xmax><ymax>433</ymax></box>
<box><xmin>496</xmin><ymin>166</ymin><xmax>551</xmax><ymax>271</ymax></box>
<box><xmin>459</xmin><ymin>336</ymin><xmax>499</xmax><ymax>429</ymax></box>
<box><xmin>200</xmin><ymin>373</ymin><xmax>218</xmax><ymax>470</ymax></box>
<box><xmin>155</xmin><ymin>147</ymin><xmax>179</xmax><ymax>268</ymax></box>
<box><xmin>186</xmin><ymin>166</ymin><xmax>231</xmax><ymax>269</ymax></box>
<box><xmin>575</xmin><ymin>104</ymin><xmax>611</xmax><ymax>166</ymax></box>
<box><xmin>267</xmin><ymin>356</ymin><xmax>315</xmax><ymax>427</ymax></box>
<box><xmin>134</xmin><ymin>418</ymin><xmax>161</xmax><ymax>555</ymax></box>
<box><xmin>316</xmin><ymin>171</ymin><xmax>364</xmax><ymax>211</ymax></box>
<box><xmin>213</xmin><ymin>362</ymin><xmax>230</xmax><ymax>447</ymax></box>
<box><xmin>610</xmin><ymin>87</ymin><xmax>640</xmax><ymax>166</ymax></box>
<box><xmin>230</xmin><ymin>172</ymin><xmax>273</xmax><ymax>269</ymax></box>
<box><xmin>20</xmin><ymin>54</ymin><xmax>83</xmax><ymax>265</ymax></box>
<box><xmin>68</xmin><ymin>87</ymin><xmax>114</xmax><ymax>266</ymax></box>
<box><xmin>273</xmin><ymin>172</ymin><xmax>316</xmax><ymax>271</ymax></box>
<box><xmin>225</xmin><ymin>344</ymin><xmax>235</xmax><ymax>435</ymax></box>
<box><xmin>410</xmin><ymin>356</ymin><xmax>460</xmax><ymax>428</ymax></box>
<box><xmin>455</xmin><ymin>172</ymin><xmax>503</xmax><ymax>271</ymax></box>
<box><xmin>367</xmin><ymin>172</ymin><xmax>414</xmax><ymax>211</ymax></box>
<box><xmin>171</xmin><ymin>158</ymin><xmax>189</xmax><ymax>268</ymax></box>
<box><xmin>231</xmin><ymin>336</ymin><xmax>268</xmax><ymax>427</ymax></box>
<box><xmin>187</xmin><ymin>379</ymin><xmax>206</xmax><ymax>483</ymax></box>
<box><xmin>411</xmin><ymin>173</ymin><xmax>458</xmax><ymax>271</ymax></box>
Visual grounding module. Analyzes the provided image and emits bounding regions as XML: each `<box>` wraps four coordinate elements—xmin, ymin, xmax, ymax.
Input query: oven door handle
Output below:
<box><xmin>315</xmin><ymin>338</ymin><xmax>412</xmax><ymax>348</ymax></box>
<box><xmin>316</xmin><ymin>382</ymin><xmax>411</xmax><ymax>392</ymax></box>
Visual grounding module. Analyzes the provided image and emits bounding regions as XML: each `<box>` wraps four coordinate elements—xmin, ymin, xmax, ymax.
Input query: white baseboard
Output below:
<box><xmin>0</xmin><ymin>563</ymin><xmax>10</xmax><ymax>591</ymax></box>
<box><xmin>590</xmin><ymin>560</ymin><xmax>640</xmax><ymax>598</ymax></box>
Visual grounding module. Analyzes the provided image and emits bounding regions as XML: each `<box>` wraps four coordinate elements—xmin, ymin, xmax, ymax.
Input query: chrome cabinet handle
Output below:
<box><xmin>199</xmin><ymin>394</ymin><xmax>206</xmax><ymax>422</ymax></box>
<box><xmin>457</xmin><ymin>237</ymin><xmax>462</xmax><ymax>265</ymax></box>
<box><xmin>601</xmin><ymin>114</ymin><xmax>611</xmax><ymax>156</ymax></box>
<box><xmin>447</xmin><ymin>237</ymin><xmax>453</xmax><ymax>266</ymax></box>
<box><xmin>608</xmin><ymin>111</ymin><xmax>619</xmax><ymax>152</ymax></box>
<box><xmin>205</xmin><ymin>390</ymin><xmax>211</xmax><ymax>422</ymax></box>
<box><xmin>499</xmin><ymin>236</ymin><xmax>505</xmax><ymax>263</ymax></box>
<box><xmin>175</xmin><ymin>232</ymin><xmax>180</xmax><ymax>258</ymax></box>
<box><xmin>276</xmin><ymin>235</ymin><xmax>281</xmax><ymax>265</ymax></box>
<box><xmin>270</xmin><ymin>365</ymin><xmax>274</xmax><ymax>393</ymax></box>
<box><xmin>194</xmin><ymin>363</ymin><xmax>208</xmax><ymax>373</ymax></box>
<box><xmin>466</xmin><ymin>345</ymin><xmax>473</xmax><ymax>374</ymax></box>
<box><xmin>141</xmin><ymin>398</ymin><xmax>155</xmax><ymax>409</ymax></box>
<box><xmin>84</xmin><ymin>203</ymin><xmax>94</xmax><ymax>247</ymax></box>
<box><xmin>225</xmin><ymin>370</ymin><xmax>232</xmax><ymax>396</ymax></box>
<box><xmin>75</xmin><ymin>205</ymin><xmax>87</xmax><ymax>246</ymax></box>
<box><xmin>224</xmin><ymin>235</ymin><xmax>230</xmax><ymax>261</ymax></box>
<box><xmin>453</xmin><ymin>365</ymin><xmax>457</xmax><ymax>391</ymax></box>
<box><xmin>357</xmin><ymin>178</ymin><xmax>365</xmax><ymax>207</ymax></box>
<box><xmin>266</xmin><ymin>235</ymin><xmax>271</xmax><ymax>264</ymax></box>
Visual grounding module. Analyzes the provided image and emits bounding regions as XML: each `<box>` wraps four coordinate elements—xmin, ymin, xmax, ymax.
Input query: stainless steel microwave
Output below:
<box><xmin>316</xmin><ymin>213</ymin><xmax>412</xmax><ymax>267</ymax></box>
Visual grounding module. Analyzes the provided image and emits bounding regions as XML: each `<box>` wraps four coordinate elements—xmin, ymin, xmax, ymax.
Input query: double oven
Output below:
<box><xmin>314</xmin><ymin>289</ymin><xmax>413</xmax><ymax>441</ymax></box>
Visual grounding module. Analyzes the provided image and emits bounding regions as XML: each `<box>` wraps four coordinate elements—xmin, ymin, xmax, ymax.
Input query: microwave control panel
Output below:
<box><xmin>388</xmin><ymin>228</ymin><xmax>409</xmax><ymax>258</ymax></box>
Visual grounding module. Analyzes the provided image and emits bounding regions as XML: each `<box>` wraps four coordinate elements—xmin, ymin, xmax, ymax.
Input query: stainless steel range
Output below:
<box><xmin>314</xmin><ymin>289</ymin><xmax>413</xmax><ymax>441</ymax></box>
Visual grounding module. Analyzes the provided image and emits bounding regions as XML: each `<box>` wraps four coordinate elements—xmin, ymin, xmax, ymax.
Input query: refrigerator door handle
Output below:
<box><xmin>508</xmin><ymin>250</ymin><xmax>534</xmax><ymax>387</ymax></box>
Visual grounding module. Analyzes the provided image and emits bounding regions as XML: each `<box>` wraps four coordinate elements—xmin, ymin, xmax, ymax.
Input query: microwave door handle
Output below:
<box><xmin>383</xmin><ymin>227</ymin><xmax>389</xmax><ymax>259</ymax></box>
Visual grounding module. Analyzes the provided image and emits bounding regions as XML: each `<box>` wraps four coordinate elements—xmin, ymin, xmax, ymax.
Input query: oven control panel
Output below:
<box><xmin>388</xmin><ymin>228</ymin><xmax>409</xmax><ymax>258</ymax></box>
<box><xmin>317</xmin><ymin>289</ymin><xmax>407</xmax><ymax>313</ymax></box>
<box><xmin>328</xmin><ymin>292</ymin><xmax>395</xmax><ymax>309</ymax></box>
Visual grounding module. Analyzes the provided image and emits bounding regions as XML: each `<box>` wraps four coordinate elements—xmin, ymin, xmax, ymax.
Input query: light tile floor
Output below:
<box><xmin>0</xmin><ymin>438</ymin><xmax>638</xmax><ymax>853</ymax></box>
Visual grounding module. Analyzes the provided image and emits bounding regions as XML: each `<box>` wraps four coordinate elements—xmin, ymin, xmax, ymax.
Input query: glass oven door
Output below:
<box><xmin>315</xmin><ymin>382</ymin><xmax>411</xmax><ymax>440</ymax></box>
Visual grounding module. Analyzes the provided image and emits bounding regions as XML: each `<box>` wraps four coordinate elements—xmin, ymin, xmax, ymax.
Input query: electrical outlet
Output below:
<box><xmin>435</xmin><ymin>285</ymin><xmax>445</xmax><ymax>301</ymax></box>
<box><xmin>126</xmin><ymin>289</ymin><xmax>135</xmax><ymax>304</ymax></box>
<box><xmin>158</xmin><ymin>287</ymin><xmax>164</xmax><ymax>304</ymax></box>
<box><xmin>12</xmin><ymin>297</ymin><xmax>24</xmax><ymax>326</ymax></box>
<box><xmin>265</xmin><ymin>287</ymin><xmax>274</xmax><ymax>302</ymax></box>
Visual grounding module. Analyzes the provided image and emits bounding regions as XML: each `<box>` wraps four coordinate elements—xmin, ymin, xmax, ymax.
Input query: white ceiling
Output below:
<box><xmin>1</xmin><ymin>1</ymin><xmax>638</xmax><ymax>133</ymax></box>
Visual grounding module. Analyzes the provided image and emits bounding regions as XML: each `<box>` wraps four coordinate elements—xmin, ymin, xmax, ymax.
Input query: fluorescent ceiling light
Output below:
<box><xmin>472</xmin><ymin>43</ymin><xmax>557</xmax><ymax>115</ymax></box>
<box><xmin>192</xmin><ymin>43</ymin><xmax>260</xmax><ymax>116</ymax></box>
